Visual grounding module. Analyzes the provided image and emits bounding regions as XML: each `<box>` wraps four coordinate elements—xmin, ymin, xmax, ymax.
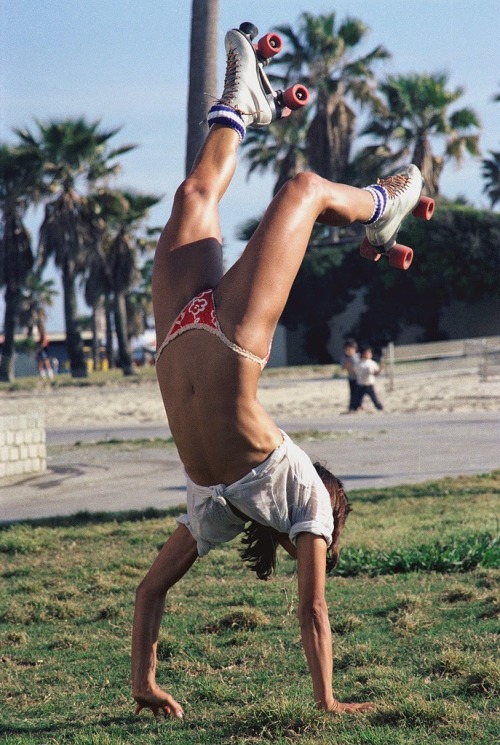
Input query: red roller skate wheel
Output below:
<box><xmin>412</xmin><ymin>196</ymin><xmax>435</xmax><ymax>221</ymax></box>
<box><xmin>360</xmin><ymin>237</ymin><xmax>382</xmax><ymax>262</ymax></box>
<box><xmin>388</xmin><ymin>244</ymin><xmax>413</xmax><ymax>270</ymax></box>
<box><xmin>257</xmin><ymin>32</ymin><xmax>283</xmax><ymax>59</ymax></box>
<box><xmin>282</xmin><ymin>84</ymin><xmax>310</xmax><ymax>110</ymax></box>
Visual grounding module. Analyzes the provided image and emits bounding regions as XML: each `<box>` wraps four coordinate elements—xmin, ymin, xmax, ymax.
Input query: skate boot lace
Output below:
<box><xmin>377</xmin><ymin>172</ymin><xmax>411</xmax><ymax>199</ymax></box>
<box><xmin>218</xmin><ymin>44</ymin><xmax>261</xmax><ymax>120</ymax></box>
<box><xmin>220</xmin><ymin>47</ymin><xmax>241</xmax><ymax>106</ymax></box>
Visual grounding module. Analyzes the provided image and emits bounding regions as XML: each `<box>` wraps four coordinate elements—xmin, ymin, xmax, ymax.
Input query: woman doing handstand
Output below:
<box><xmin>132</xmin><ymin>22</ymin><xmax>426</xmax><ymax>719</ymax></box>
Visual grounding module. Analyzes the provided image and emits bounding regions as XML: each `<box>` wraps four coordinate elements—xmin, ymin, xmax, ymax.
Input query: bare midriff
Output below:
<box><xmin>155</xmin><ymin>329</ymin><xmax>282</xmax><ymax>487</ymax></box>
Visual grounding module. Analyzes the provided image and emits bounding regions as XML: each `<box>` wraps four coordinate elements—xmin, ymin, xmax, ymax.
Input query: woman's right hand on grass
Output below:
<box><xmin>133</xmin><ymin>686</ymin><xmax>185</xmax><ymax>720</ymax></box>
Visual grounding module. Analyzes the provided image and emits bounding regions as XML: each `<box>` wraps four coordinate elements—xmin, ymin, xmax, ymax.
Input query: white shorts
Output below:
<box><xmin>177</xmin><ymin>432</ymin><xmax>334</xmax><ymax>557</ymax></box>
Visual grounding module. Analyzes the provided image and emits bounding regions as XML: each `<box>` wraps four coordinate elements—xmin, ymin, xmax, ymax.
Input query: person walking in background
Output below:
<box><xmin>36</xmin><ymin>324</ymin><xmax>54</xmax><ymax>380</ymax></box>
<box><xmin>353</xmin><ymin>346</ymin><xmax>384</xmax><ymax>411</ymax></box>
<box><xmin>341</xmin><ymin>338</ymin><xmax>360</xmax><ymax>413</ymax></box>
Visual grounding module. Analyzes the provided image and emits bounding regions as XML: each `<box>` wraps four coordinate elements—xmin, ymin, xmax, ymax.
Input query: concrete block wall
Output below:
<box><xmin>0</xmin><ymin>415</ymin><xmax>46</xmax><ymax>479</ymax></box>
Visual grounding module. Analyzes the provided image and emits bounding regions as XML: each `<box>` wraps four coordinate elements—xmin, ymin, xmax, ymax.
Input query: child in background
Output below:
<box><xmin>353</xmin><ymin>346</ymin><xmax>384</xmax><ymax>411</ymax></box>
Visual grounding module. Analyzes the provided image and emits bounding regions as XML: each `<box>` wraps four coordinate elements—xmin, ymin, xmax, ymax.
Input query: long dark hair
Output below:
<box><xmin>239</xmin><ymin>462</ymin><xmax>351</xmax><ymax>580</ymax></box>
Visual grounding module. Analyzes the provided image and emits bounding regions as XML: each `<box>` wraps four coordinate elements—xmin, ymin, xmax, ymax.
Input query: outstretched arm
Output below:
<box><xmin>295</xmin><ymin>532</ymin><xmax>373</xmax><ymax>713</ymax></box>
<box><xmin>341</xmin><ymin>355</ymin><xmax>354</xmax><ymax>374</ymax></box>
<box><xmin>132</xmin><ymin>524</ymin><xmax>199</xmax><ymax>719</ymax></box>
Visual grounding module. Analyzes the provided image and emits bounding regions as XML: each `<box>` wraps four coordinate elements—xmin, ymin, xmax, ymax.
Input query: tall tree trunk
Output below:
<box><xmin>91</xmin><ymin>300</ymin><xmax>100</xmax><ymax>371</ymax></box>
<box><xmin>185</xmin><ymin>0</ymin><xmax>219</xmax><ymax>175</ymax></box>
<box><xmin>62</xmin><ymin>268</ymin><xmax>87</xmax><ymax>378</ymax></box>
<box><xmin>105</xmin><ymin>297</ymin><xmax>114</xmax><ymax>369</ymax></box>
<box><xmin>413</xmin><ymin>136</ymin><xmax>440</xmax><ymax>197</ymax></box>
<box><xmin>0</xmin><ymin>288</ymin><xmax>20</xmax><ymax>382</ymax></box>
<box><xmin>92</xmin><ymin>297</ymin><xmax>106</xmax><ymax>370</ymax></box>
<box><xmin>114</xmin><ymin>292</ymin><xmax>133</xmax><ymax>376</ymax></box>
<box><xmin>0</xmin><ymin>215</ymin><xmax>34</xmax><ymax>381</ymax></box>
<box><xmin>307</xmin><ymin>97</ymin><xmax>355</xmax><ymax>184</ymax></box>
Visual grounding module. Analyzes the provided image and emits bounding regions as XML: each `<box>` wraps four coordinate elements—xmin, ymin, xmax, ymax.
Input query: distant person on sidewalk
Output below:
<box><xmin>341</xmin><ymin>338</ymin><xmax>360</xmax><ymax>413</ymax></box>
<box><xmin>36</xmin><ymin>326</ymin><xmax>54</xmax><ymax>380</ymax></box>
<box><xmin>353</xmin><ymin>346</ymin><xmax>383</xmax><ymax>411</ymax></box>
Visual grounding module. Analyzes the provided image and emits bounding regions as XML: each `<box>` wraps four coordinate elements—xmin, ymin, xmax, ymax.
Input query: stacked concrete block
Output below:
<box><xmin>0</xmin><ymin>415</ymin><xmax>47</xmax><ymax>479</ymax></box>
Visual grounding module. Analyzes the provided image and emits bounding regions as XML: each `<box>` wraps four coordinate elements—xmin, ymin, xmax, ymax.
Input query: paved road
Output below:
<box><xmin>1</xmin><ymin>411</ymin><xmax>498</xmax><ymax>522</ymax></box>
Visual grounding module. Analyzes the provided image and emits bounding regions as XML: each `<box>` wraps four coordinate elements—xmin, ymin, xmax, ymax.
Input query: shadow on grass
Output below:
<box><xmin>0</xmin><ymin>505</ymin><xmax>186</xmax><ymax>531</ymax></box>
<box><xmin>0</xmin><ymin>712</ymin><xmax>163</xmax><ymax>739</ymax></box>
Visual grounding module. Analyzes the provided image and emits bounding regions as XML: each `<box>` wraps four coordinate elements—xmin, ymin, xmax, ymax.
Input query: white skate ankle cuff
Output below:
<box><xmin>361</xmin><ymin>184</ymin><xmax>388</xmax><ymax>225</ymax></box>
<box><xmin>207</xmin><ymin>104</ymin><xmax>246</xmax><ymax>141</ymax></box>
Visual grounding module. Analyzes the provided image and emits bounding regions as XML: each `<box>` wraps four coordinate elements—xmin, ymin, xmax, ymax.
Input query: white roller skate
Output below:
<box><xmin>208</xmin><ymin>22</ymin><xmax>309</xmax><ymax>136</ymax></box>
<box><xmin>360</xmin><ymin>164</ymin><xmax>435</xmax><ymax>270</ymax></box>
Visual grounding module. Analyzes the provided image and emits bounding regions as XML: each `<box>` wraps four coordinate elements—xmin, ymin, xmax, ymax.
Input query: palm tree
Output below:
<box><xmin>126</xmin><ymin>246</ymin><xmax>157</xmax><ymax>338</ymax></box>
<box><xmin>18</xmin><ymin>272</ymin><xmax>58</xmax><ymax>340</ymax></box>
<box><xmin>86</xmin><ymin>190</ymin><xmax>160</xmax><ymax>375</ymax></box>
<box><xmin>243</xmin><ymin>109</ymin><xmax>310</xmax><ymax>197</ymax></box>
<box><xmin>248</xmin><ymin>12</ymin><xmax>390</xmax><ymax>188</ymax></box>
<box><xmin>361</xmin><ymin>72</ymin><xmax>481</xmax><ymax>197</ymax></box>
<box><xmin>0</xmin><ymin>145</ymin><xmax>41</xmax><ymax>381</ymax></box>
<box><xmin>16</xmin><ymin>118</ymin><xmax>136</xmax><ymax>377</ymax></box>
<box><xmin>482</xmin><ymin>86</ymin><xmax>500</xmax><ymax>208</ymax></box>
<box><xmin>186</xmin><ymin>0</ymin><xmax>219</xmax><ymax>174</ymax></box>
<box><xmin>482</xmin><ymin>152</ymin><xmax>500</xmax><ymax>209</ymax></box>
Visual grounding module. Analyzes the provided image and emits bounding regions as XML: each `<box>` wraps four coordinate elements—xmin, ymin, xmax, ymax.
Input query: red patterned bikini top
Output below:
<box><xmin>155</xmin><ymin>289</ymin><xmax>270</xmax><ymax>370</ymax></box>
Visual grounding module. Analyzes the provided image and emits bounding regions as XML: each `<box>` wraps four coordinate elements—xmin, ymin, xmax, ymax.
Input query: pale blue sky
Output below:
<box><xmin>1</xmin><ymin>0</ymin><xmax>499</xmax><ymax>331</ymax></box>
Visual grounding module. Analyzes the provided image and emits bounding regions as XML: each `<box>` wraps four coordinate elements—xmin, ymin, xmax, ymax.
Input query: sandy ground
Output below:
<box><xmin>3</xmin><ymin>367</ymin><xmax>500</xmax><ymax>429</ymax></box>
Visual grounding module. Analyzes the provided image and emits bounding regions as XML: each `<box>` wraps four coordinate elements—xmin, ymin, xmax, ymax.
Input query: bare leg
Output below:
<box><xmin>152</xmin><ymin>125</ymin><xmax>241</xmax><ymax>342</ymax></box>
<box><xmin>158</xmin><ymin>125</ymin><xmax>239</xmax><ymax>254</ymax></box>
<box><xmin>153</xmin><ymin>20</ymin><xmax>377</xmax><ymax>351</ymax></box>
<box><xmin>217</xmin><ymin>172</ymin><xmax>375</xmax><ymax>358</ymax></box>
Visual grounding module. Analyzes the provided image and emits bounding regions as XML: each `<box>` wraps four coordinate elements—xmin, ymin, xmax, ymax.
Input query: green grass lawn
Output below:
<box><xmin>1</xmin><ymin>472</ymin><xmax>498</xmax><ymax>744</ymax></box>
